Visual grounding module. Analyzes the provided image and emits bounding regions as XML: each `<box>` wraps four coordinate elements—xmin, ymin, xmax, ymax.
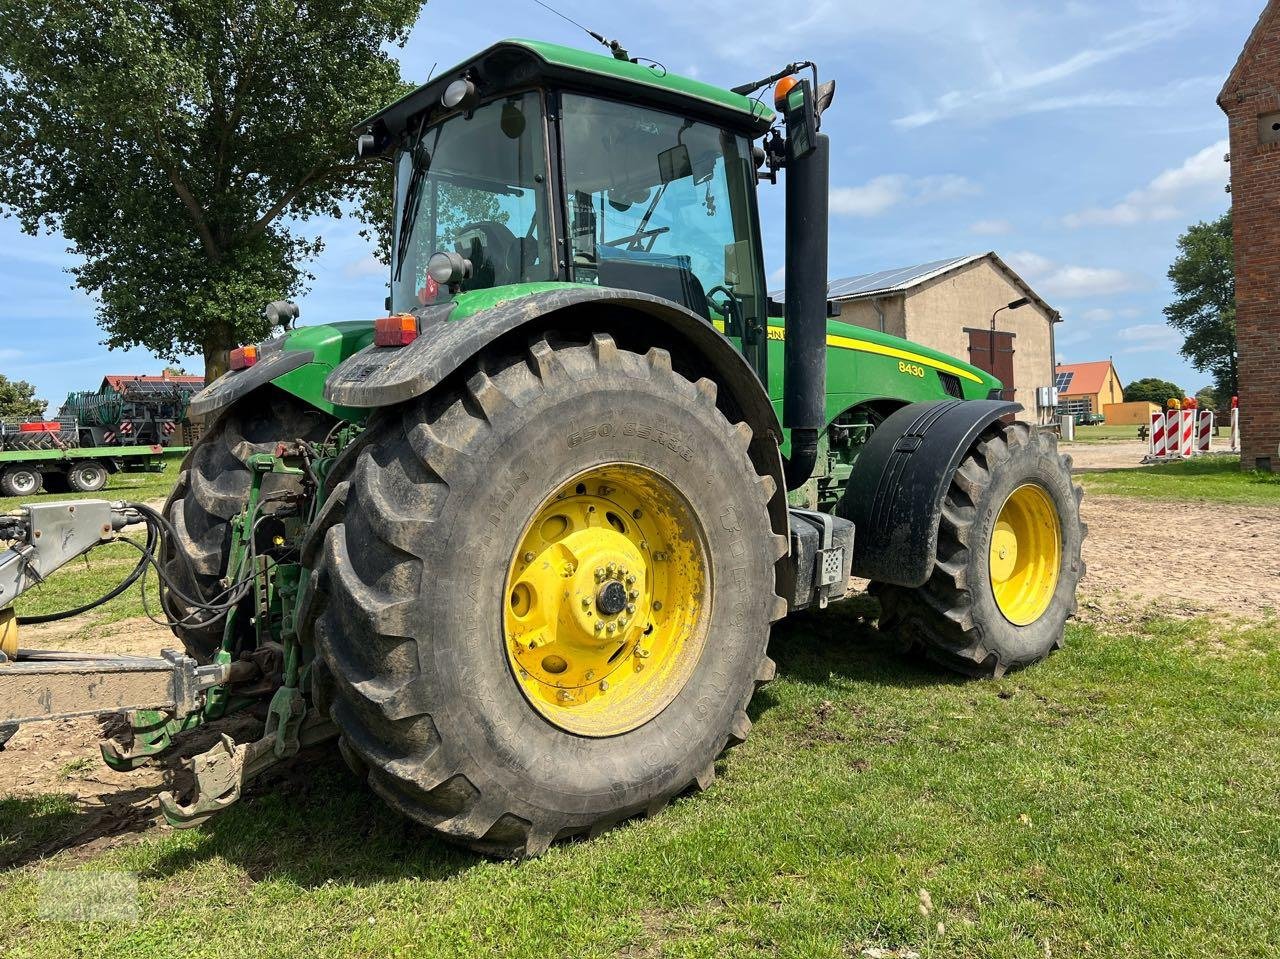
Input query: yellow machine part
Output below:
<box><xmin>503</xmin><ymin>463</ymin><xmax>710</xmax><ymax>737</ymax></box>
<box><xmin>989</xmin><ymin>483</ymin><xmax>1062</xmax><ymax>626</ymax></box>
<box><xmin>0</xmin><ymin>607</ymin><xmax>17</xmax><ymax>659</ymax></box>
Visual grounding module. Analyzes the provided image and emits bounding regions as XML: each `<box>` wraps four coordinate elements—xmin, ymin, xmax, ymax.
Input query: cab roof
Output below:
<box><xmin>358</xmin><ymin>38</ymin><xmax>776</xmax><ymax>151</ymax></box>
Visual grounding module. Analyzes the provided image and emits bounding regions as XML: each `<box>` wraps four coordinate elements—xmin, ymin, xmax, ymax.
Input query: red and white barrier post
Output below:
<box><xmin>1230</xmin><ymin>396</ymin><xmax>1240</xmax><ymax>453</ymax></box>
<box><xmin>1196</xmin><ymin>410</ymin><xmax>1213</xmax><ymax>455</ymax></box>
<box><xmin>1179</xmin><ymin>407</ymin><xmax>1196</xmax><ymax>458</ymax></box>
<box><xmin>1149</xmin><ymin>410</ymin><xmax>1168</xmax><ymax>458</ymax></box>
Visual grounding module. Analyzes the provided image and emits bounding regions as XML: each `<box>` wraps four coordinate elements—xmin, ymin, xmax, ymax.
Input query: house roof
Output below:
<box><xmin>102</xmin><ymin>374</ymin><xmax>205</xmax><ymax>393</ymax></box>
<box><xmin>1053</xmin><ymin>360</ymin><xmax>1117</xmax><ymax>397</ymax></box>
<box><xmin>799</xmin><ymin>251</ymin><xmax>1060</xmax><ymax>321</ymax></box>
<box><xmin>1219</xmin><ymin>0</ymin><xmax>1279</xmax><ymax>104</ymax></box>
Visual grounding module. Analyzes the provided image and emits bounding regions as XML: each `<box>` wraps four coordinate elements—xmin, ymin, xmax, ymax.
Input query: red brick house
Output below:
<box><xmin>1220</xmin><ymin>0</ymin><xmax>1280</xmax><ymax>471</ymax></box>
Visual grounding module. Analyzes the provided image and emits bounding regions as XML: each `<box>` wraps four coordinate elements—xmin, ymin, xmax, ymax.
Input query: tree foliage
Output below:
<box><xmin>1163</xmin><ymin>212</ymin><xmax>1236</xmax><ymax>400</ymax></box>
<box><xmin>1124</xmin><ymin>377</ymin><xmax>1184</xmax><ymax>408</ymax></box>
<box><xmin>0</xmin><ymin>0</ymin><xmax>422</xmax><ymax>380</ymax></box>
<box><xmin>0</xmin><ymin>373</ymin><xmax>46</xmax><ymax>419</ymax></box>
<box><xmin>1195</xmin><ymin>385</ymin><xmax>1222</xmax><ymax>411</ymax></box>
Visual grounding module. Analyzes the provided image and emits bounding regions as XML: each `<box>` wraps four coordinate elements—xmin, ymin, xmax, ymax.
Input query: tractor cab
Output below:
<box><xmin>360</xmin><ymin>40</ymin><xmax>778</xmax><ymax>377</ymax></box>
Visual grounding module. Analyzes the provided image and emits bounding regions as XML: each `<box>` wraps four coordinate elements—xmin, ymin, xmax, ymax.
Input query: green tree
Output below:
<box><xmin>1195</xmin><ymin>385</ymin><xmax>1221</xmax><ymax>411</ymax></box>
<box><xmin>1124</xmin><ymin>377</ymin><xmax>1184</xmax><ymax>407</ymax></box>
<box><xmin>162</xmin><ymin>364</ymin><xmax>190</xmax><ymax>377</ymax></box>
<box><xmin>0</xmin><ymin>373</ymin><xmax>46</xmax><ymax>419</ymax></box>
<box><xmin>1164</xmin><ymin>212</ymin><xmax>1236</xmax><ymax>400</ymax></box>
<box><xmin>0</xmin><ymin>1</ymin><xmax>422</xmax><ymax>382</ymax></box>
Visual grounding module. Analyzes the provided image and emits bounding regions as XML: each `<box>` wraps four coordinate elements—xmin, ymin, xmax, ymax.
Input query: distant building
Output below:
<box><xmin>1103</xmin><ymin>401</ymin><xmax>1159</xmax><ymax>427</ymax></box>
<box><xmin>1219</xmin><ymin>0</ymin><xmax>1280</xmax><ymax>471</ymax></box>
<box><xmin>820</xmin><ymin>253</ymin><xmax>1060</xmax><ymax>424</ymax></box>
<box><xmin>99</xmin><ymin>373</ymin><xmax>205</xmax><ymax>394</ymax></box>
<box><xmin>1054</xmin><ymin>360</ymin><xmax>1123</xmax><ymax>420</ymax></box>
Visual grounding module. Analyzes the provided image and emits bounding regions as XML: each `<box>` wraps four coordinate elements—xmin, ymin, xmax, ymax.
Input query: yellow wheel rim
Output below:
<box><xmin>503</xmin><ymin>463</ymin><xmax>709</xmax><ymax>737</ymax></box>
<box><xmin>989</xmin><ymin>483</ymin><xmax>1062</xmax><ymax>626</ymax></box>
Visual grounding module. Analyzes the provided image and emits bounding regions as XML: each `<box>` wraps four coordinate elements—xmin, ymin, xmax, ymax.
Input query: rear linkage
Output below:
<box><xmin>0</xmin><ymin>430</ymin><xmax>359</xmax><ymax>827</ymax></box>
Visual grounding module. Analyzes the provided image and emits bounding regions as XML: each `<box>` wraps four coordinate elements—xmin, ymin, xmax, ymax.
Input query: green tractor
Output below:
<box><xmin>38</xmin><ymin>40</ymin><xmax>1084</xmax><ymax>857</ymax></box>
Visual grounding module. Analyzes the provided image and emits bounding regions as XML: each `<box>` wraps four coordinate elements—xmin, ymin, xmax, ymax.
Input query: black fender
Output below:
<box><xmin>835</xmin><ymin>399</ymin><xmax>1020</xmax><ymax>587</ymax></box>
<box><xmin>324</xmin><ymin>286</ymin><xmax>788</xmax><ymax>542</ymax></box>
<box><xmin>187</xmin><ymin>347</ymin><xmax>313</xmax><ymax>423</ymax></box>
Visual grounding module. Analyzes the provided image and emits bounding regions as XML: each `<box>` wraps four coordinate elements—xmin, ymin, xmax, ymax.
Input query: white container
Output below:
<box><xmin>1059</xmin><ymin>414</ymin><xmax>1076</xmax><ymax>441</ymax></box>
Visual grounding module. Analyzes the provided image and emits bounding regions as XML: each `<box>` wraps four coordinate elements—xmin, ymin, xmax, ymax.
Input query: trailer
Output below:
<box><xmin>0</xmin><ymin>443</ymin><xmax>180</xmax><ymax>497</ymax></box>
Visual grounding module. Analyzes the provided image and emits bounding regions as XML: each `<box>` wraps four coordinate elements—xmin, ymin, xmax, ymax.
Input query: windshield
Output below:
<box><xmin>560</xmin><ymin>94</ymin><xmax>766</xmax><ymax>340</ymax></box>
<box><xmin>390</xmin><ymin>92</ymin><xmax>552</xmax><ymax>311</ymax></box>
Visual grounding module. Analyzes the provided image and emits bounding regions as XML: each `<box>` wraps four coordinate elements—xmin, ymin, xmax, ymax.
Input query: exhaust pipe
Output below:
<box><xmin>782</xmin><ymin>131</ymin><xmax>830</xmax><ymax>490</ymax></box>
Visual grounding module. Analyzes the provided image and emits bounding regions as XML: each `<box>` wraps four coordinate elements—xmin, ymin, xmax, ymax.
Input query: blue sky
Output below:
<box><xmin>0</xmin><ymin>0</ymin><xmax>1259</xmax><ymax>409</ymax></box>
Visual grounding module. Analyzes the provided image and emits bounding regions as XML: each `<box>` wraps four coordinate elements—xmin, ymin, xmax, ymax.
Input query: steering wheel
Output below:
<box><xmin>455</xmin><ymin>220</ymin><xmax>519</xmax><ymax>284</ymax></box>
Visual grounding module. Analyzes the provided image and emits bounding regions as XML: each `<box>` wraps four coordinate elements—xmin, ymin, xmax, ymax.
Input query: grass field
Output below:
<box><xmin>1060</xmin><ymin>424</ymin><xmax>1143</xmax><ymax>444</ymax></box>
<box><xmin>1078</xmin><ymin>454</ymin><xmax>1280</xmax><ymax>505</ymax></box>
<box><xmin>1</xmin><ymin>603</ymin><xmax>1278</xmax><ymax>958</ymax></box>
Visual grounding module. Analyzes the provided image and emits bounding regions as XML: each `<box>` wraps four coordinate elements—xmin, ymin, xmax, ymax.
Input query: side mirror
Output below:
<box><xmin>657</xmin><ymin>144</ymin><xmax>692</xmax><ymax>183</ymax></box>
<box><xmin>781</xmin><ymin>78</ymin><xmax>818</xmax><ymax>161</ymax></box>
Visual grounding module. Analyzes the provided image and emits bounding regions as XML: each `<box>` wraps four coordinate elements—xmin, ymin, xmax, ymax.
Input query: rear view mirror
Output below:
<box><xmin>657</xmin><ymin>144</ymin><xmax>692</xmax><ymax>183</ymax></box>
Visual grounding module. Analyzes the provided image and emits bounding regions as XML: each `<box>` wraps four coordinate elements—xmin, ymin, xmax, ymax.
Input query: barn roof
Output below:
<box><xmin>1053</xmin><ymin>360</ymin><xmax>1117</xmax><ymax>397</ymax></box>
<box><xmin>788</xmin><ymin>251</ymin><xmax>1060</xmax><ymax>321</ymax></box>
<box><xmin>101</xmin><ymin>374</ymin><xmax>205</xmax><ymax>393</ymax></box>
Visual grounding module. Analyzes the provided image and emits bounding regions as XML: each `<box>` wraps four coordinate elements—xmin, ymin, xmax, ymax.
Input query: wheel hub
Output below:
<box><xmin>503</xmin><ymin>464</ymin><xmax>709</xmax><ymax>737</ymax></box>
<box><xmin>989</xmin><ymin>483</ymin><xmax>1062</xmax><ymax>626</ymax></box>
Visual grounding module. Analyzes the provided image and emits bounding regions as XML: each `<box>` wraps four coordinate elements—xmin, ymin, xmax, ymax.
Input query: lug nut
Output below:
<box><xmin>607</xmin><ymin>563</ymin><xmax>617</xmax><ymax>576</ymax></box>
<box><xmin>632</xmin><ymin>509</ymin><xmax>642</xmax><ymax>519</ymax></box>
<box><xmin>595</xmin><ymin>621</ymin><xmax>604</xmax><ymax>633</ymax></box>
<box><xmin>585</xmin><ymin>669</ymin><xmax>595</xmax><ymax>680</ymax></box>
<box><xmin>524</xmin><ymin>551</ymin><xmax>535</xmax><ymax>563</ymax></box>
<box><xmin>618</xmin><ymin>617</ymin><xmax>629</xmax><ymax>629</ymax></box>
<box><xmin>595</xmin><ymin>567</ymin><xmax>606</xmax><ymax>581</ymax></box>
<box><xmin>582</xmin><ymin>597</ymin><xmax>591</xmax><ymax>609</ymax></box>
<box><xmin>625</xmin><ymin>573</ymin><xmax>636</xmax><ymax>585</ymax></box>
<box><xmin>606</xmin><ymin>623</ymin><xmax>616</xmax><ymax>634</ymax></box>
<box><xmin>598</xmin><ymin>679</ymin><xmax>609</xmax><ymax>692</ymax></box>
<box><xmin>626</xmin><ymin>603</ymin><xmax>636</xmax><ymax>614</ymax></box>
<box><xmin>653</xmin><ymin>601</ymin><xmax>663</xmax><ymax>611</ymax></box>
<box><xmin>628</xmin><ymin>589</ymin><xmax>639</xmax><ymax>600</ymax></box>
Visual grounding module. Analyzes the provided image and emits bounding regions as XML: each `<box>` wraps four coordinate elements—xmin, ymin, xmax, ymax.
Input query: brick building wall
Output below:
<box><xmin>1220</xmin><ymin>0</ymin><xmax>1280</xmax><ymax>471</ymax></box>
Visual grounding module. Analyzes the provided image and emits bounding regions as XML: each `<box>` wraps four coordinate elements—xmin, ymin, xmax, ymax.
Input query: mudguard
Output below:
<box><xmin>187</xmin><ymin>346</ymin><xmax>312</xmax><ymax>423</ymax></box>
<box><xmin>835</xmin><ymin>399</ymin><xmax>1020</xmax><ymax>587</ymax></box>
<box><xmin>323</xmin><ymin>285</ymin><xmax>789</xmax><ymax>551</ymax></box>
<box><xmin>325</xmin><ymin>287</ymin><xmax>779</xmax><ymax>440</ymax></box>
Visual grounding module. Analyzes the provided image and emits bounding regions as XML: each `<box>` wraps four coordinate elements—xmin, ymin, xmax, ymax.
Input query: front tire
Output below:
<box><xmin>874</xmin><ymin>421</ymin><xmax>1084</xmax><ymax>677</ymax></box>
<box><xmin>305</xmin><ymin>333</ymin><xmax>785</xmax><ymax>857</ymax></box>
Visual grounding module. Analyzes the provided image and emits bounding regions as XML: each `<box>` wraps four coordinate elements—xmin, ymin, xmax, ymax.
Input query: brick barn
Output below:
<box><xmin>1220</xmin><ymin>0</ymin><xmax>1280</xmax><ymax>471</ymax></box>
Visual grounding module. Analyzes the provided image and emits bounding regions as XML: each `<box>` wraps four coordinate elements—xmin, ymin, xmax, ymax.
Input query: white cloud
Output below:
<box><xmin>829</xmin><ymin>173</ymin><xmax>978</xmax><ymax>217</ymax></box>
<box><xmin>1005</xmin><ymin>250</ymin><xmax>1140</xmax><ymax>299</ymax></box>
<box><xmin>1117</xmin><ymin>323</ymin><xmax>1172</xmax><ymax>343</ymax></box>
<box><xmin>344</xmin><ymin>254</ymin><xmax>386</xmax><ymax>278</ymax></box>
<box><xmin>892</xmin><ymin>8</ymin><xmax>1199</xmax><ymax>128</ymax></box>
<box><xmin>970</xmin><ymin>218</ymin><xmax>1013</xmax><ymax>236</ymax></box>
<box><xmin>1064</xmin><ymin>139</ymin><xmax>1229</xmax><ymax>227</ymax></box>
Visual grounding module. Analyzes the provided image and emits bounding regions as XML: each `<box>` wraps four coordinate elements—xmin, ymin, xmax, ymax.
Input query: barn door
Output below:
<box><xmin>966</xmin><ymin>329</ymin><xmax>1016</xmax><ymax>402</ymax></box>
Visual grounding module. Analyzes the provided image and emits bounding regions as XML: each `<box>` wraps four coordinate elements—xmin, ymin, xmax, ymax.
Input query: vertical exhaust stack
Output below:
<box><xmin>782</xmin><ymin>130</ymin><xmax>830</xmax><ymax>489</ymax></box>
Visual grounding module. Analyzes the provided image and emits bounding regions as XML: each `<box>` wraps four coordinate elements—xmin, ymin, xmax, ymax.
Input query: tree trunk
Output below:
<box><xmin>203</xmin><ymin>340</ymin><xmax>230</xmax><ymax>384</ymax></box>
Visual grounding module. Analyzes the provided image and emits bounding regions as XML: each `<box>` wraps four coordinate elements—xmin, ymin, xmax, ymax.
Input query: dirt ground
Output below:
<box><xmin>3</xmin><ymin>478</ymin><xmax>1275</xmax><ymax>866</ymax></box>
<box><xmin>1078</xmin><ymin>493</ymin><xmax>1280</xmax><ymax>619</ymax></box>
<box><xmin>1062</xmin><ymin>439</ymin><xmax>1151</xmax><ymax>470</ymax></box>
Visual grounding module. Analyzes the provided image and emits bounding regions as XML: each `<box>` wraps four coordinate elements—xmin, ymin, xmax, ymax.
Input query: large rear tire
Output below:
<box><xmin>162</xmin><ymin>389</ymin><xmax>334</xmax><ymax>662</ymax></box>
<box><xmin>304</xmin><ymin>333</ymin><xmax>785</xmax><ymax>857</ymax></box>
<box><xmin>874</xmin><ymin>421</ymin><xmax>1084</xmax><ymax>677</ymax></box>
